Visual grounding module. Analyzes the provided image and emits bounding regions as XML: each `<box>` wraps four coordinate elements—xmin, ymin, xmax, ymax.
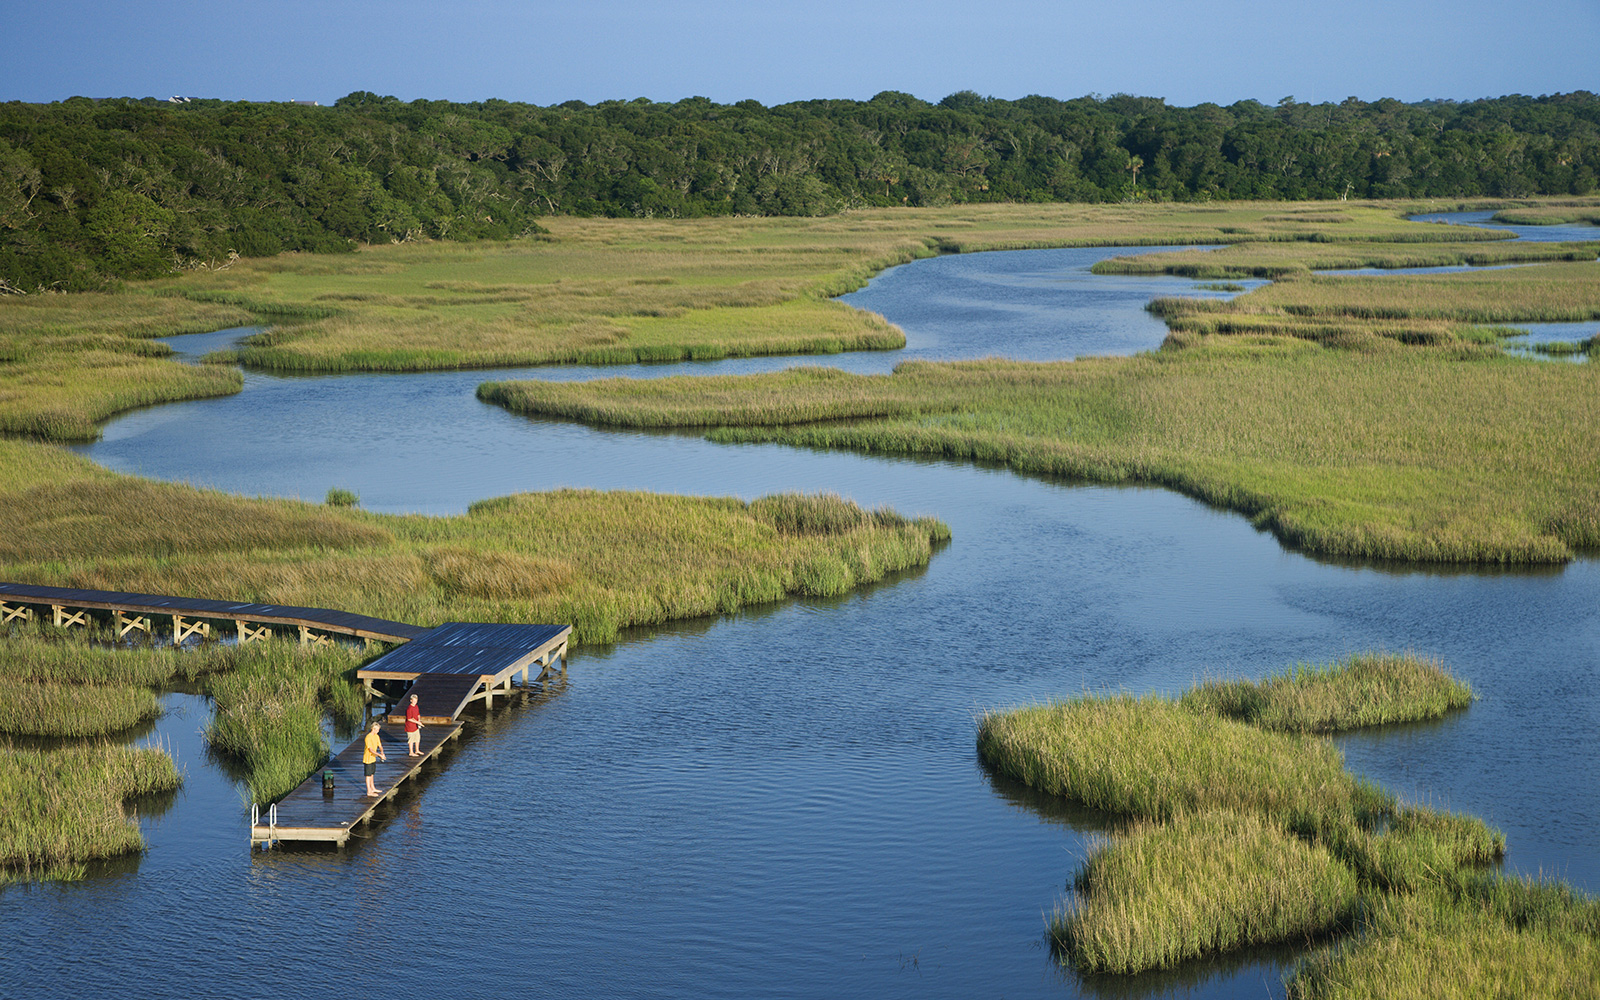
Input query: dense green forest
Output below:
<box><xmin>2</xmin><ymin>89</ymin><xmax>1597</xmax><ymax>290</ymax></box>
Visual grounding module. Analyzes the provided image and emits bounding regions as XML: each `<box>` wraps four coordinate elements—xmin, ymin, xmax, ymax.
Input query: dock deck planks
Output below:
<box><xmin>251</xmin><ymin>722</ymin><xmax>464</xmax><ymax>846</ymax></box>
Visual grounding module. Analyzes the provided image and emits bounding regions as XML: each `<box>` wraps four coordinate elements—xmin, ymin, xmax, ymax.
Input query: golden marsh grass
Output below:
<box><xmin>0</xmin><ymin>743</ymin><xmax>182</xmax><ymax>879</ymax></box>
<box><xmin>491</xmin><ymin>346</ymin><xmax>1600</xmax><ymax>564</ymax></box>
<box><xmin>1055</xmin><ymin>811</ymin><xmax>1359</xmax><ymax>974</ymax></box>
<box><xmin>1180</xmin><ymin>653</ymin><xmax>1474</xmax><ymax>733</ymax></box>
<box><xmin>0</xmin><ymin>441</ymin><xmax>948</xmax><ymax>645</ymax></box>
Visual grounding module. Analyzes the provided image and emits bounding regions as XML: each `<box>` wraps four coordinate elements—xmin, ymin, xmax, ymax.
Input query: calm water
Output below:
<box><xmin>5</xmin><ymin>239</ymin><xmax>1598</xmax><ymax>1000</ymax></box>
<box><xmin>1408</xmin><ymin>208</ymin><xmax>1600</xmax><ymax>243</ymax></box>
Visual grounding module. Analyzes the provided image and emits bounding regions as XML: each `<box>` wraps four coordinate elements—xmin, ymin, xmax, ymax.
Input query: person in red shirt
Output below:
<box><xmin>405</xmin><ymin>693</ymin><xmax>425</xmax><ymax>756</ymax></box>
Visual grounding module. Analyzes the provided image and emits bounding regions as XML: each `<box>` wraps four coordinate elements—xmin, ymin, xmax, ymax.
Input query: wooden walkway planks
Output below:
<box><xmin>251</xmin><ymin>722</ymin><xmax>464</xmax><ymax>847</ymax></box>
<box><xmin>0</xmin><ymin>580</ymin><xmax>428</xmax><ymax>643</ymax></box>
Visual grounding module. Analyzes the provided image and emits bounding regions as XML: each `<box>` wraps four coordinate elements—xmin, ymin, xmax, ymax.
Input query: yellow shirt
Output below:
<box><xmin>363</xmin><ymin>731</ymin><xmax>382</xmax><ymax>764</ymax></box>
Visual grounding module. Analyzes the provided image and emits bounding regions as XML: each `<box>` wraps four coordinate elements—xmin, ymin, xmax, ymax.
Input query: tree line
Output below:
<box><xmin>2</xmin><ymin>89</ymin><xmax>1597</xmax><ymax>290</ymax></box>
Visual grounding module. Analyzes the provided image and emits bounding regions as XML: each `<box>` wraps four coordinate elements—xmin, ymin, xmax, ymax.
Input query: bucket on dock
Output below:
<box><xmin>322</xmin><ymin>768</ymin><xmax>335</xmax><ymax>791</ymax></box>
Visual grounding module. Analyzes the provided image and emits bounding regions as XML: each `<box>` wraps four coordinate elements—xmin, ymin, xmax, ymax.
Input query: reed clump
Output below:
<box><xmin>975</xmin><ymin>695</ymin><xmax>1379</xmax><ymax>826</ymax></box>
<box><xmin>0</xmin><ymin>681</ymin><xmax>160</xmax><ymax>738</ymax></box>
<box><xmin>1054</xmin><ymin>811</ymin><xmax>1360</xmax><ymax>974</ymax></box>
<box><xmin>202</xmin><ymin>640</ymin><xmax>367</xmax><ymax>804</ymax></box>
<box><xmin>0</xmin><ymin>742</ymin><xmax>182</xmax><ymax>881</ymax></box>
<box><xmin>1093</xmin><ymin>239</ymin><xmax>1594</xmax><ymax>278</ymax></box>
<box><xmin>1287</xmin><ymin>880</ymin><xmax>1600</xmax><ymax>999</ymax></box>
<box><xmin>0</xmin><ymin>441</ymin><xmax>947</xmax><ymax>646</ymax></box>
<box><xmin>980</xmin><ymin>659</ymin><xmax>1516</xmax><ymax>978</ymax></box>
<box><xmin>0</xmin><ymin>621</ymin><xmax>231</xmax><ymax>686</ymax></box>
<box><xmin>1180</xmin><ymin>653</ymin><xmax>1474</xmax><ymax>733</ymax></box>
<box><xmin>1491</xmin><ymin>207</ymin><xmax>1600</xmax><ymax>227</ymax></box>
<box><xmin>0</xmin><ymin>293</ymin><xmax>250</xmax><ymax>441</ymax></box>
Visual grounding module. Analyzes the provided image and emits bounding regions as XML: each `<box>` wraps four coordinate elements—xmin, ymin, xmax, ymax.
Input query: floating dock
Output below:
<box><xmin>251</xmin><ymin>721</ymin><xmax>465</xmax><ymax>846</ymax></box>
<box><xmin>252</xmin><ymin>621</ymin><xmax>572</xmax><ymax>848</ymax></box>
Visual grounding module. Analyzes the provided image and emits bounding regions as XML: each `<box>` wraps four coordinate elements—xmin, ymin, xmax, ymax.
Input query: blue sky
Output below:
<box><xmin>4</xmin><ymin>0</ymin><xmax>1596</xmax><ymax>108</ymax></box>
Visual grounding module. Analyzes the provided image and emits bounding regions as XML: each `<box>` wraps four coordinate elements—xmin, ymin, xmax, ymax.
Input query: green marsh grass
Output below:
<box><xmin>0</xmin><ymin>742</ymin><xmax>182</xmax><ymax>880</ymax></box>
<box><xmin>0</xmin><ymin>620</ymin><xmax>277</xmax><ymax>687</ymax></box>
<box><xmin>1093</xmin><ymin>239</ymin><xmax>1594</xmax><ymax>279</ymax></box>
<box><xmin>202</xmin><ymin>641</ymin><xmax>368</xmax><ymax>804</ymax></box>
<box><xmin>975</xmin><ymin>695</ymin><xmax>1383</xmax><ymax>826</ymax></box>
<box><xmin>490</xmin><ymin>346</ymin><xmax>1600</xmax><ymax>564</ymax></box>
<box><xmin>0</xmin><ymin>681</ymin><xmax>160</xmax><ymax>738</ymax></box>
<box><xmin>0</xmin><ymin>198</ymin><xmax>1541</xmax><ymax>410</ymax></box>
<box><xmin>1491</xmin><ymin>206</ymin><xmax>1600</xmax><ymax>227</ymax></box>
<box><xmin>1242</xmin><ymin>261</ymin><xmax>1600</xmax><ymax>324</ymax></box>
<box><xmin>1054</xmin><ymin>811</ymin><xmax>1360</xmax><ymax>974</ymax></box>
<box><xmin>0</xmin><ymin>440</ymin><xmax>947</xmax><ymax>645</ymax></box>
<box><xmin>1180</xmin><ymin>653</ymin><xmax>1474</xmax><ymax>733</ymax></box>
<box><xmin>0</xmin><ymin>293</ymin><xmax>249</xmax><ymax>441</ymax></box>
<box><xmin>982</xmin><ymin>673</ymin><xmax>1511</xmax><ymax>977</ymax></box>
<box><xmin>1319</xmin><ymin>806</ymin><xmax>1505</xmax><ymax>894</ymax></box>
<box><xmin>1286</xmin><ymin>884</ymin><xmax>1600</xmax><ymax>999</ymax></box>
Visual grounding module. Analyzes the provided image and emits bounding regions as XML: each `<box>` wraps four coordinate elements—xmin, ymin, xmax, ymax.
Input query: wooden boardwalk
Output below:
<box><xmin>0</xmin><ymin>581</ymin><xmax>428</xmax><ymax>644</ymax></box>
<box><xmin>251</xmin><ymin>722</ymin><xmax>464</xmax><ymax>847</ymax></box>
<box><xmin>254</xmin><ymin>621</ymin><xmax>572</xmax><ymax>848</ymax></box>
<box><xmin>0</xmin><ymin>581</ymin><xmax>575</xmax><ymax>848</ymax></box>
<box><xmin>362</xmin><ymin>621</ymin><xmax>572</xmax><ymax>715</ymax></box>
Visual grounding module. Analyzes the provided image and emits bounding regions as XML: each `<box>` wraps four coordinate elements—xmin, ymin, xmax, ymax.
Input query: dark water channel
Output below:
<box><xmin>4</xmin><ymin>239</ymin><xmax>1598</xmax><ymax>1000</ymax></box>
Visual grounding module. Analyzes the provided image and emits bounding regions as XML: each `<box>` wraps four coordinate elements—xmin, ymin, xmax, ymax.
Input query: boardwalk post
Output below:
<box><xmin>52</xmin><ymin>604</ymin><xmax>90</xmax><ymax>628</ymax></box>
<box><xmin>115</xmin><ymin>610</ymin><xmax>152</xmax><ymax>639</ymax></box>
<box><xmin>172</xmin><ymin>614</ymin><xmax>210</xmax><ymax>643</ymax></box>
<box><xmin>0</xmin><ymin>601</ymin><xmax>33</xmax><ymax>624</ymax></box>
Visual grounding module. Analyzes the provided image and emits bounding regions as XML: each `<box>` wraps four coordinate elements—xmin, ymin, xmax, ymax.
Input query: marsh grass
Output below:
<box><xmin>0</xmin><ymin>442</ymin><xmax>947</xmax><ymax>645</ymax></box>
<box><xmin>0</xmin><ymin>681</ymin><xmax>160</xmax><ymax>738</ymax></box>
<box><xmin>0</xmin><ymin>293</ymin><xmax>249</xmax><ymax>441</ymax></box>
<box><xmin>1239</xmin><ymin>261</ymin><xmax>1600</xmax><ymax>324</ymax></box>
<box><xmin>0</xmin><ymin>742</ymin><xmax>182</xmax><ymax>879</ymax></box>
<box><xmin>1180</xmin><ymin>653</ymin><xmax>1473</xmax><ymax>733</ymax></box>
<box><xmin>1491</xmin><ymin>207</ymin><xmax>1600</xmax><ymax>227</ymax></box>
<box><xmin>1054</xmin><ymin>811</ymin><xmax>1360</xmax><ymax>974</ymax></box>
<box><xmin>0</xmin><ymin>617</ymin><xmax>369</xmax><ymax>815</ymax></box>
<box><xmin>1093</xmin><ymin>240</ymin><xmax>1594</xmax><ymax>278</ymax></box>
<box><xmin>495</xmin><ymin>347</ymin><xmax>1600</xmax><ymax>564</ymax></box>
<box><xmin>0</xmin><ymin>621</ymin><xmax>227</xmax><ymax>686</ymax></box>
<box><xmin>1286</xmin><ymin>882</ymin><xmax>1600</xmax><ymax>999</ymax></box>
<box><xmin>975</xmin><ymin>695</ymin><xmax>1382</xmax><ymax>827</ymax></box>
<box><xmin>982</xmin><ymin>672</ymin><xmax>1512</xmax><ymax>977</ymax></box>
<box><xmin>202</xmin><ymin>641</ymin><xmax>368</xmax><ymax>804</ymax></box>
<box><xmin>0</xmin><ymin>199</ymin><xmax>1540</xmax><ymax>405</ymax></box>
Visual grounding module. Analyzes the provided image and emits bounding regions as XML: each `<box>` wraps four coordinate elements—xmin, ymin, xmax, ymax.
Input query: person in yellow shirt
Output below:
<box><xmin>363</xmin><ymin>721</ymin><xmax>386</xmax><ymax>797</ymax></box>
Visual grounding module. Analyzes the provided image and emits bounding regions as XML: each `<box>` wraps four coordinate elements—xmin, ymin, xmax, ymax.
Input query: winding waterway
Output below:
<box><xmin>4</xmin><ymin>228</ymin><xmax>1598</xmax><ymax>1000</ymax></box>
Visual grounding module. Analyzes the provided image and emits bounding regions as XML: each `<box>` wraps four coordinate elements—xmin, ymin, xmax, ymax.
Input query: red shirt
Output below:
<box><xmin>405</xmin><ymin>703</ymin><xmax>420</xmax><ymax>732</ymax></box>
